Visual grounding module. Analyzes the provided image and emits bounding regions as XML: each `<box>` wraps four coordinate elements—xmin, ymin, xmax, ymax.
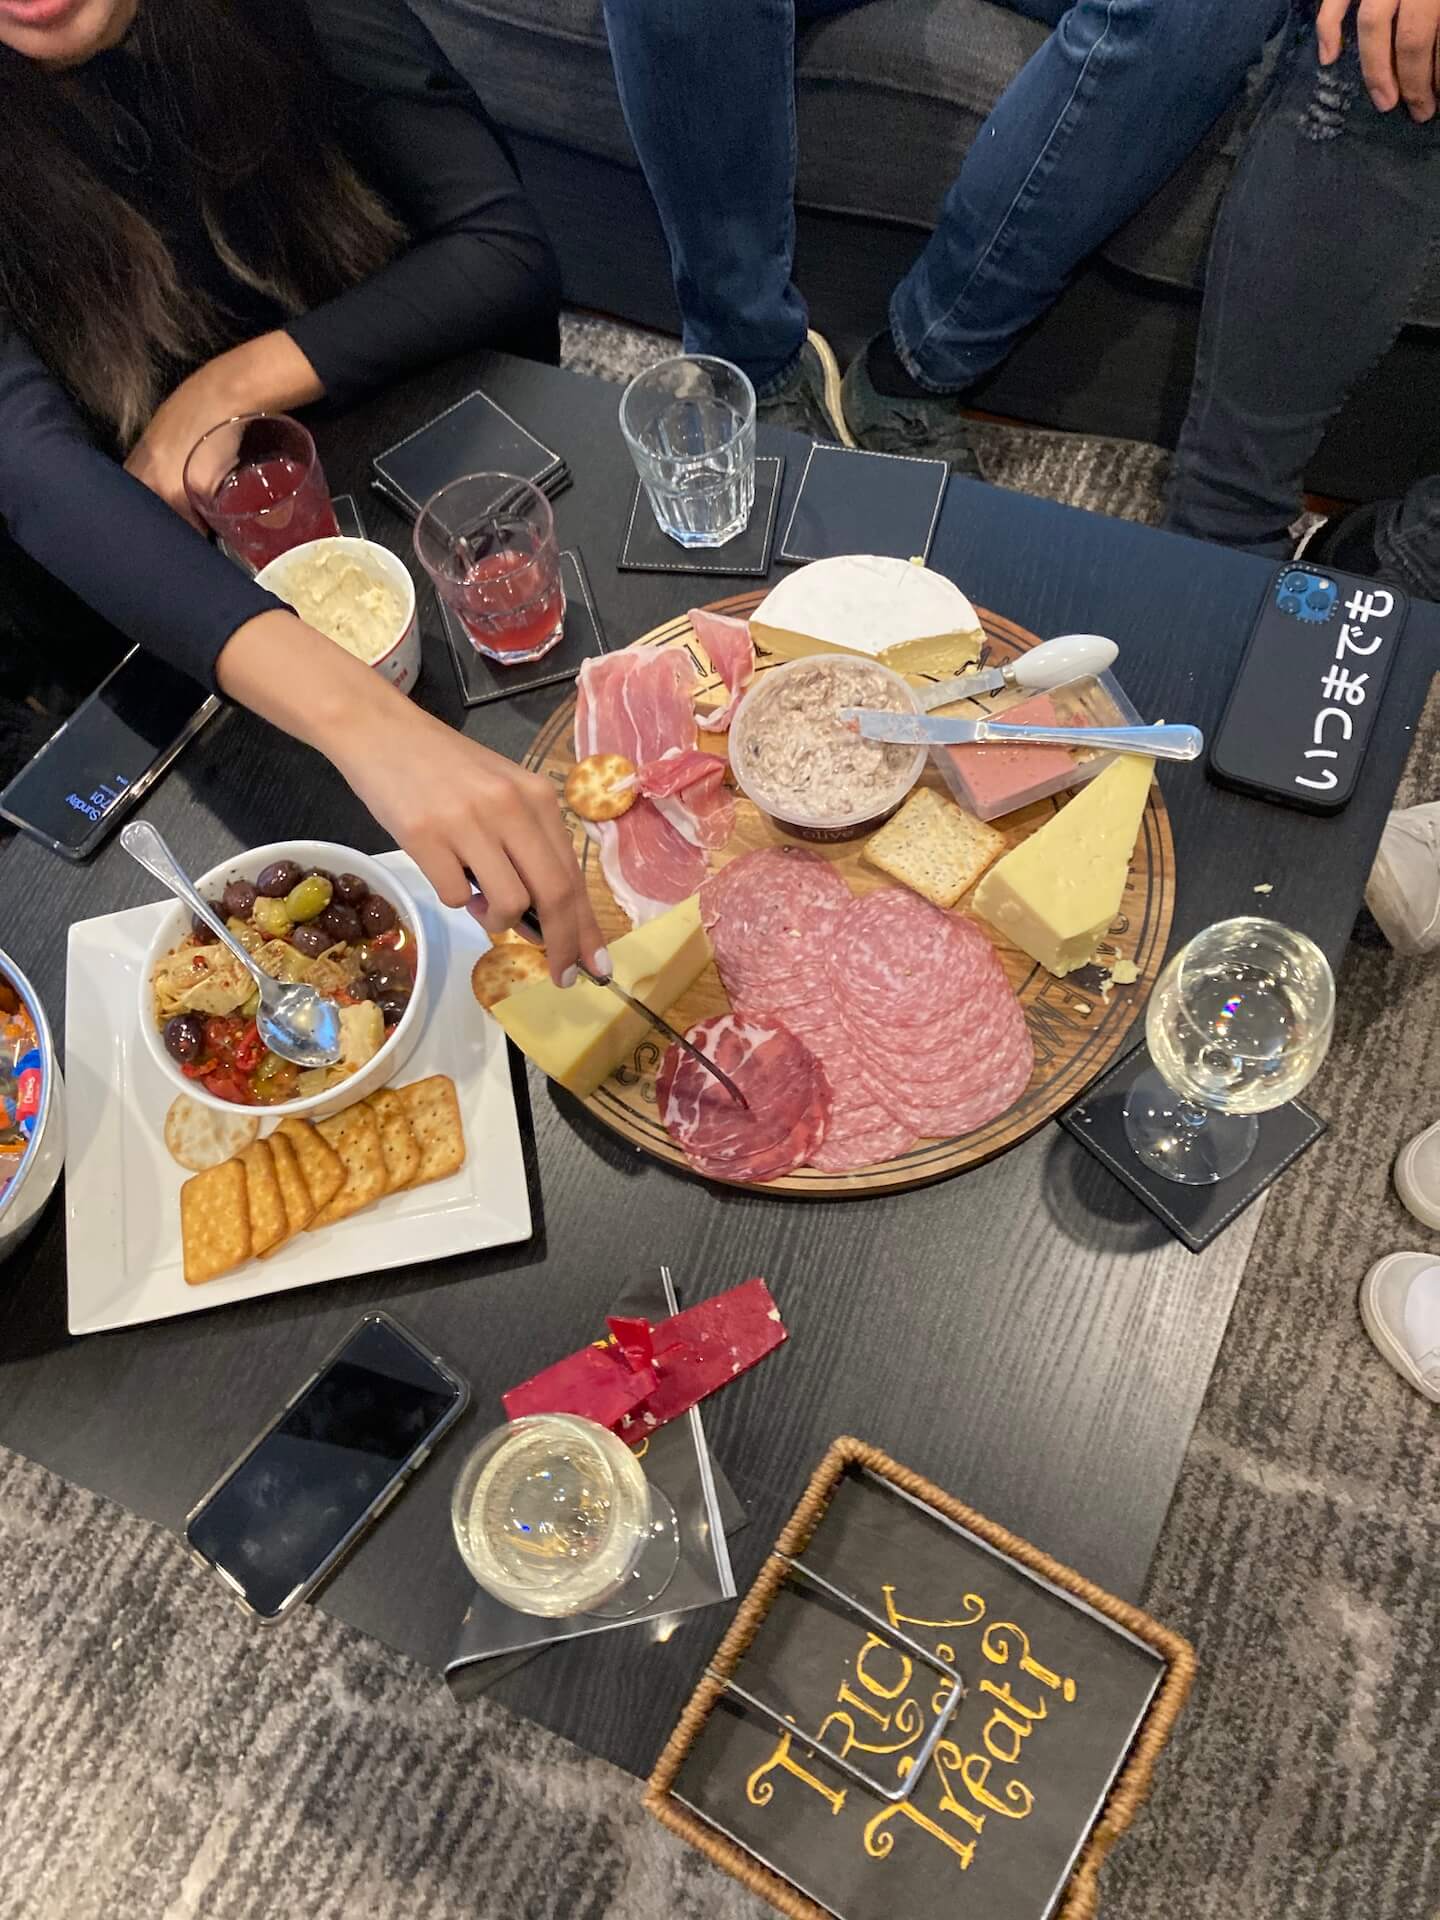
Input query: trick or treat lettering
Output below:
<box><xmin>743</xmin><ymin>1581</ymin><xmax>1080</xmax><ymax>1880</ymax></box>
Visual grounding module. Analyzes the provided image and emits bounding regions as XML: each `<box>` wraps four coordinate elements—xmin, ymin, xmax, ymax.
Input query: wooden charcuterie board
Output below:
<box><xmin>524</xmin><ymin>592</ymin><xmax>1175</xmax><ymax>1197</ymax></box>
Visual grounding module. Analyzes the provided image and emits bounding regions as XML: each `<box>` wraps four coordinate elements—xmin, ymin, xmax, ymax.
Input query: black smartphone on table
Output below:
<box><xmin>0</xmin><ymin>645</ymin><xmax>217</xmax><ymax>861</ymax></box>
<box><xmin>1208</xmin><ymin>563</ymin><xmax>1408</xmax><ymax>814</ymax></box>
<box><xmin>185</xmin><ymin>1313</ymin><xmax>470</xmax><ymax>1623</ymax></box>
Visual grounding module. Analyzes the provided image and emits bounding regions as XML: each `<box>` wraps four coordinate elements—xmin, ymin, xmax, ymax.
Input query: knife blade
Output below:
<box><xmin>842</xmin><ymin>710</ymin><xmax>1204</xmax><ymax>762</ymax></box>
<box><xmin>465</xmin><ymin>877</ymin><xmax>749</xmax><ymax>1109</ymax></box>
<box><xmin>916</xmin><ymin>633</ymin><xmax>1119</xmax><ymax>713</ymax></box>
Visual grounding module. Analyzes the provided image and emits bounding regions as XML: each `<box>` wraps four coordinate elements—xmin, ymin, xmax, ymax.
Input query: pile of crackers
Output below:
<box><xmin>180</xmin><ymin>1074</ymin><xmax>464</xmax><ymax>1286</ymax></box>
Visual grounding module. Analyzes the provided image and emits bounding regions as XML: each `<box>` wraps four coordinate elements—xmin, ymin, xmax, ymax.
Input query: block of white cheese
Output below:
<box><xmin>750</xmin><ymin>555</ymin><xmax>984</xmax><ymax>682</ymax></box>
<box><xmin>971</xmin><ymin>753</ymin><xmax>1154</xmax><ymax>976</ymax></box>
<box><xmin>490</xmin><ymin>895</ymin><xmax>710</xmax><ymax>1098</ymax></box>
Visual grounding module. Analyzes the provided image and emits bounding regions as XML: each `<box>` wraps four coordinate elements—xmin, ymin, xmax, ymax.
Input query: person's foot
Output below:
<box><xmin>1365</xmin><ymin>802</ymin><xmax>1440</xmax><ymax>954</ymax></box>
<box><xmin>1359</xmin><ymin>1253</ymin><xmax>1440</xmax><ymax>1402</ymax></box>
<box><xmin>755</xmin><ymin>332</ymin><xmax>850</xmax><ymax>444</ymax></box>
<box><xmin>841</xmin><ymin>334</ymin><xmax>983</xmax><ymax>478</ymax></box>
<box><xmin>1295</xmin><ymin>502</ymin><xmax>1390</xmax><ymax>578</ymax></box>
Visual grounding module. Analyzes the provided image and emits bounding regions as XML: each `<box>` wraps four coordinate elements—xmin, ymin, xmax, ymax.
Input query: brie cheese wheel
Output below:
<box><xmin>750</xmin><ymin>555</ymin><xmax>984</xmax><ymax>679</ymax></box>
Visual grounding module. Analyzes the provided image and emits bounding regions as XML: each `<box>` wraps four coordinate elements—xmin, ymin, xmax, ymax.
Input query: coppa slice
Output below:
<box><xmin>659</xmin><ymin>1013</ymin><xmax>831</xmax><ymax>1184</ymax></box>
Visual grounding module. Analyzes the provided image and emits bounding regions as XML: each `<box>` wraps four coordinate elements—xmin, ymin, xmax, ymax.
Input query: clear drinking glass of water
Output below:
<box><xmin>451</xmin><ymin>1413</ymin><xmax>680</xmax><ymax>1620</ymax></box>
<box><xmin>619</xmin><ymin>354</ymin><xmax>756</xmax><ymax>548</ymax></box>
<box><xmin>1122</xmin><ymin>916</ymin><xmax>1335</xmax><ymax>1186</ymax></box>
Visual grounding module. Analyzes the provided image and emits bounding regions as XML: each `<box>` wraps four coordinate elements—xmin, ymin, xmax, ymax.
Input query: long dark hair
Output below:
<box><xmin>0</xmin><ymin>0</ymin><xmax>404</xmax><ymax>448</ymax></box>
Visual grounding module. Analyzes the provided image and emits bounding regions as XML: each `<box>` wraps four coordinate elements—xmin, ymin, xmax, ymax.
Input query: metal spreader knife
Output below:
<box><xmin>917</xmin><ymin>632</ymin><xmax>1118</xmax><ymax>711</ymax></box>
<box><xmin>466</xmin><ymin>876</ymin><xmax>748</xmax><ymax>1109</ymax></box>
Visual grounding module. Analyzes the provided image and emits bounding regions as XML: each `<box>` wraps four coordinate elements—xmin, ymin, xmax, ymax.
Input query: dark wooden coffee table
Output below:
<box><xmin>1</xmin><ymin>353</ymin><xmax>1434</xmax><ymax>1778</ymax></box>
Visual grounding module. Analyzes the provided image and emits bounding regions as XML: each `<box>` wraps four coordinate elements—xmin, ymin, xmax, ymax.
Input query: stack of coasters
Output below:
<box><xmin>371</xmin><ymin>390</ymin><xmax>569</xmax><ymax>520</ymax></box>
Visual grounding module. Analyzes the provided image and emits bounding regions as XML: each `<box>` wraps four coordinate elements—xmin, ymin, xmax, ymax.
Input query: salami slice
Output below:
<box><xmin>658</xmin><ymin>1013</ymin><xmax>831</xmax><ymax>1184</ymax></box>
<box><xmin>701</xmin><ymin>848</ymin><xmax>849</xmax><ymax>1022</ymax></box>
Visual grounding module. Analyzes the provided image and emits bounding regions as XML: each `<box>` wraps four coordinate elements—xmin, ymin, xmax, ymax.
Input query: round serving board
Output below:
<box><xmin>526</xmin><ymin>592</ymin><xmax>1175</xmax><ymax>1197</ymax></box>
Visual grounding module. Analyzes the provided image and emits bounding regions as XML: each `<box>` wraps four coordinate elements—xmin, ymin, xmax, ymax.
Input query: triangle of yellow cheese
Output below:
<box><xmin>971</xmin><ymin>753</ymin><xmax>1154</xmax><ymax>977</ymax></box>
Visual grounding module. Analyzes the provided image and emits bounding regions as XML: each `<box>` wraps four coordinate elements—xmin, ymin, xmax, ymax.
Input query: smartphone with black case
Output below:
<box><xmin>185</xmin><ymin>1313</ymin><xmax>469</xmax><ymax>1623</ymax></box>
<box><xmin>1208</xmin><ymin>562</ymin><xmax>1408</xmax><ymax>815</ymax></box>
<box><xmin>0</xmin><ymin>646</ymin><xmax>217</xmax><ymax>861</ymax></box>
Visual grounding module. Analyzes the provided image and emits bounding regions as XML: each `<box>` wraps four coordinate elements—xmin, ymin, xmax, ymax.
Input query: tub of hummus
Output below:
<box><xmin>729</xmin><ymin>655</ymin><xmax>924</xmax><ymax>841</ymax></box>
<box><xmin>257</xmin><ymin>537</ymin><xmax>420</xmax><ymax>694</ymax></box>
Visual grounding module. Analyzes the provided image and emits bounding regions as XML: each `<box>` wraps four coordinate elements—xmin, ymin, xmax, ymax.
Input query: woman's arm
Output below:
<box><xmin>0</xmin><ymin>327</ymin><xmax>603</xmax><ymax>982</ymax></box>
<box><xmin>285</xmin><ymin>0</ymin><xmax>562</xmax><ymax>403</ymax></box>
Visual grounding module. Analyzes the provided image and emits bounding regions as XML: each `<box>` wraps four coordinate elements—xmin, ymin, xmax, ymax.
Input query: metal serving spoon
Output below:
<box><xmin>122</xmin><ymin>820</ymin><xmax>344</xmax><ymax>1069</ymax></box>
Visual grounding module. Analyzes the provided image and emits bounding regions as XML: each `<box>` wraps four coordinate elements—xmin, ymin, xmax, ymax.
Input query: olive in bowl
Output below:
<box><xmin>139</xmin><ymin>839</ymin><xmax>427</xmax><ymax>1122</ymax></box>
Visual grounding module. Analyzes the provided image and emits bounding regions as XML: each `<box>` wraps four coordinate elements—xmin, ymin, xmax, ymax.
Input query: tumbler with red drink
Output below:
<box><xmin>184</xmin><ymin>413</ymin><xmax>340</xmax><ymax>572</ymax></box>
<box><xmin>414</xmin><ymin>473</ymin><xmax>565</xmax><ymax>665</ymax></box>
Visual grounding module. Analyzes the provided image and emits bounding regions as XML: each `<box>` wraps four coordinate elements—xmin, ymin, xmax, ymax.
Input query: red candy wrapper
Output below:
<box><xmin>502</xmin><ymin>1277</ymin><xmax>787</xmax><ymax>1439</ymax></box>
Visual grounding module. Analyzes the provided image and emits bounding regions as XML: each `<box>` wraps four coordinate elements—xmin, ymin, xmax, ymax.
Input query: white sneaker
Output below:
<box><xmin>1365</xmin><ymin>802</ymin><xmax>1440</xmax><ymax>954</ymax></box>
<box><xmin>1359</xmin><ymin>1254</ymin><xmax>1440</xmax><ymax>1402</ymax></box>
<box><xmin>1394</xmin><ymin>1117</ymin><xmax>1440</xmax><ymax>1230</ymax></box>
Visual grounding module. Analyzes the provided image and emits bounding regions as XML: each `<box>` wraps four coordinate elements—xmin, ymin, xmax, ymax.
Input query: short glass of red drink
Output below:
<box><xmin>183</xmin><ymin>413</ymin><xmax>340</xmax><ymax>572</ymax></box>
<box><xmin>413</xmin><ymin>472</ymin><xmax>565</xmax><ymax>665</ymax></box>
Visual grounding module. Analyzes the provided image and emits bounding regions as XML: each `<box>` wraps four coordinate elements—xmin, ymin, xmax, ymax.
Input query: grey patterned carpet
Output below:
<box><xmin>2</xmin><ymin>317</ymin><xmax>1436</xmax><ymax>1920</ymax></box>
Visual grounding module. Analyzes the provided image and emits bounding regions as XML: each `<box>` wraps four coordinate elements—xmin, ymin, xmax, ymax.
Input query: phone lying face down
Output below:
<box><xmin>186</xmin><ymin>1312</ymin><xmax>469</xmax><ymax>1622</ymax></box>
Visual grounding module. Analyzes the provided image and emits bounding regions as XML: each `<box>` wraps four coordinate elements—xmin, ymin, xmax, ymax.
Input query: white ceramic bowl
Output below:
<box><xmin>138</xmin><ymin>840</ymin><xmax>427</xmax><ymax>1121</ymax></box>
<box><xmin>257</xmin><ymin>537</ymin><xmax>421</xmax><ymax>695</ymax></box>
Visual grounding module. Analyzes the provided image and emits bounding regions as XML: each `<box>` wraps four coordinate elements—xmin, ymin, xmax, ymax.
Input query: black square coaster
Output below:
<box><xmin>777</xmin><ymin>441</ymin><xmax>947</xmax><ymax>565</ymax></box>
<box><xmin>372</xmin><ymin>388</ymin><xmax>565</xmax><ymax>516</ymax></box>
<box><xmin>438</xmin><ymin>547</ymin><xmax>606</xmax><ymax>707</ymax></box>
<box><xmin>618</xmin><ymin>454</ymin><xmax>783</xmax><ymax>576</ymax></box>
<box><xmin>1058</xmin><ymin>1040</ymin><xmax>1326</xmax><ymax>1253</ymax></box>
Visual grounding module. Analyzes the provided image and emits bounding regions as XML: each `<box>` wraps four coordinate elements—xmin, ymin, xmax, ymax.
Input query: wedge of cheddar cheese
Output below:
<box><xmin>971</xmin><ymin>753</ymin><xmax>1154</xmax><ymax>977</ymax></box>
<box><xmin>489</xmin><ymin>895</ymin><xmax>710</xmax><ymax>1098</ymax></box>
<box><xmin>751</xmin><ymin>555</ymin><xmax>983</xmax><ymax>684</ymax></box>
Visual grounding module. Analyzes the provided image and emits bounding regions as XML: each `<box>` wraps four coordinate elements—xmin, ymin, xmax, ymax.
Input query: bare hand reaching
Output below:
<box><xmin>1317</xmin><ymin>0</ymin><xmax>1440</xmax><ymax>121</ymax></box>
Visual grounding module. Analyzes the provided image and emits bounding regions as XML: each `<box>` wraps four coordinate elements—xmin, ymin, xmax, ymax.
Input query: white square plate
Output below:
<box><xmin>64</xmin><ymin>851</ymin><xmax>531</xmax><ymax>1334</ymax></box>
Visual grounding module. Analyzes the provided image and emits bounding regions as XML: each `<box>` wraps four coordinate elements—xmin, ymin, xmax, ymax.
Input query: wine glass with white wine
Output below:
<box><xmin>1122</xmin><ymin>917</ymin><xmax>1335</xmax><ymax>1186</ymax></box>
<box><xmin>451</xmin><ymin>1413</ymin><xmax>680</xmax><ymax>1620</ymax></box>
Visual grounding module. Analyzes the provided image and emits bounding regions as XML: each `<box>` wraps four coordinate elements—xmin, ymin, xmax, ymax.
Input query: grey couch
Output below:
<box><xmin>413</xmin><ymin>0</ymin><xmax>1439</xmax><ymax>501</ymax></box>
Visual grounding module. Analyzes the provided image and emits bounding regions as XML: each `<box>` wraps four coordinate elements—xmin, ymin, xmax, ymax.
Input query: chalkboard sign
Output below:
<box><xmin>1208</xmin><ymin>565</ymin><xmax>1408</xmax><ymax>814</ymax></box>
<box><xmin>648</xmin><ymin>1439</ymin><xmax>1194</xmax><ymax>1920</ymax></box>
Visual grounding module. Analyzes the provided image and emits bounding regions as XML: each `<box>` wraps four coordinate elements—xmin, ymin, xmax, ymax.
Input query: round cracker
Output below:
<box><xmin>564</xmin><ymin>753</ymin><xmax>637</xmax><ymax>822</ymax></box>
<box><xmin>471</xmin><ymin>940</ymin><xmax>552</xmax><ymax>1010</ymax></box>
<box><xmin>164</xmin><ymin>1095</ymin><xmax>260</xmax><ymax>1172</ymax></box>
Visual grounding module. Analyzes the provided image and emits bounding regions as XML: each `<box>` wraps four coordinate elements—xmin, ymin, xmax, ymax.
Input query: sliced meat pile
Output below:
<box><xmin>575</xmin><ymin>650</ymin><xmax>711</xmax><ymax>922</ymax></box>
<box><xmin>666</xmin><ymin>846</ymin><xmax>1034</xmax><ymax>1179</ymax></box>
<box><xmin>657</xmin><ymin>1012</ymin><xmax>832</xmax><ymax>1185</ymax></box>
<box><xmin>634</xmin><ymin>746</ymin><xmax>735</xmax><ymax>851</ymax></box>
<box><xmin>689</xmin><ymin>607</ymin><xmax>755</xmax><ymax>732</ymax></box>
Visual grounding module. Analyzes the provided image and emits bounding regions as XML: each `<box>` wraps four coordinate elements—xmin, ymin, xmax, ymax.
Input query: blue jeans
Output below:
<box><xmin>1166</xmin><ymin>22</ymin><xmax>1440</xmax><ymax>597</ymax></box>
<box><xmin>602</xmin><ymin>0</ymin><xmax>1288</xmax><ymax>394</ymax></box>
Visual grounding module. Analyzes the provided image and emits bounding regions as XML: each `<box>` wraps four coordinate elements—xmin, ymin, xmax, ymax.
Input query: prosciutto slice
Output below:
<box><xmin>575</xmin><ymin>651</ymin><xmax>709</xmax><ymax>921</ymax></box>
<box><xmin>634</xmin><ymin>747</ymin><xmax>736</xmax><ymax>851</ymax></box>
<box><xmin>690</xmin><ymin>607</ymin><xmax>755</xmax><ymax>733</ymax></box>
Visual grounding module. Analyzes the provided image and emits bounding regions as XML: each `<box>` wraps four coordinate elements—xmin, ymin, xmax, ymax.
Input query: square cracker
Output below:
<box><xmin>259</xmin><ymin>1130</ymin><xmax>315</xmax><ymax>1256</ymax></box>
<box><xmin>275</xmin><ymin>1117</ymin><xmax>345</xmax><ymax>1213</ymax></box>
<box><xmin>863</xmin><ymin>786</ymin><xmax>1007</xmax><ymax>908</ymax></box>
<box><xmin>237</xmin><ymin>1139</ymin><xmax>287</xmax><ymax>1258</ymax></box>
<box><xmin>180</xmin><ymin>1158</ymin><xmax>251</xmax><ymax>1286</ymax></box>
<box><xmin>366</xmin><ymin>1088</ymin><xmax>421</xmax><ymax>1193</ymax></box>
<box><xmin>309</xmin><ymin>1104</ymin><xmax>387</xmax><ymax>1228</ymax></box>
<box><xmin>400</xmin><ymin>1075</ymin><xmax>466</xmax><ymax>1188</ymax></box>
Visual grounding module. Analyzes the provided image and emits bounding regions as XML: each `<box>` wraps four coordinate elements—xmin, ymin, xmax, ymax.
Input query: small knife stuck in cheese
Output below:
<box><xmin>750</xmin><ymin>554</ymin><xmax>985</xmax><ymax>682</ymax></box>
<box><xmin>483</xmin><ymin>894</ymin><xmax>711</xmax><ymax>1098</ymax></box>
<box><xmin>971</xmin><ymin>752</ymin><xmax>1154</xmax><ymax>977</ymax></box>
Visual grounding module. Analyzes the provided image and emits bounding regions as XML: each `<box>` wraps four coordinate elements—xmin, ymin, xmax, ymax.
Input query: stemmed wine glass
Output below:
<box><xmin>451</xmin><ymin>1413</ymin><xmax>680</xmax><ymax>1620</ymax></box>
<box><xmin>1123</xmin><ymin>917</ymin><xmax>1335</xmax><ymax>1186</ymax></box>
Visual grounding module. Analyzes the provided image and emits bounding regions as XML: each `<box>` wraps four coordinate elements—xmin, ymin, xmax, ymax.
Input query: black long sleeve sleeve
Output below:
<box><xmin>287</xmin><ymin>0</ymin><xmax>561</xmax><ymax>403</ymax></box>
<box><xmin>0</xmin><ymin>328</ymin><xmax>286</xmax><ymax>692</ymax></box>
